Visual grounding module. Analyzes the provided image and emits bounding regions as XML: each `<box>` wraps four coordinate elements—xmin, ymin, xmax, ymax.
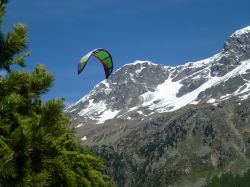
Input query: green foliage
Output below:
<box><xmin>203</xmin><ymin>170</ymin><xmax>250</xmax><ymax>187</ymax></box>
<box><xmin>0</xmin><ymin>0</ymin><xmax>30</xmax><ymax>73</ymax></box>
<box><xmin>0</xmin><ymin>22</ymin><xmax>30</xmax><ymax>72</ymax></box>
<box><xmin>0</xmin><ymin>2</ymin><xmax>114</xmax><ymax>186</ymax></box>
<box><xmin>0</xmin><ymin>1</ymin><xmax>8</xmax><ymax>26</ymax></box>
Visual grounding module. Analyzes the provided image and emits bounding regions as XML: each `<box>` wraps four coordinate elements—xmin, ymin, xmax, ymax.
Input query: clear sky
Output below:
<box><xmin>4</xmin><ymin>0</ymin><xmax>250</xmax><ymax>106</ymax></box>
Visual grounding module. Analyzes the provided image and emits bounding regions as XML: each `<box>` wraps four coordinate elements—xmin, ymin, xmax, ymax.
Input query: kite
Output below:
<box><xmin>78</xmin><ymin>48</ymin><xmax>113</xmax><ymax>79</ymax></box>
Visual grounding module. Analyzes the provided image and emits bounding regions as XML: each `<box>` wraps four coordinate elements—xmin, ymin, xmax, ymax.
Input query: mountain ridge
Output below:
<box><xmin>66</xmin><ymin>25</ymin><xmax>250</xmax><ymax>125</ymax></box>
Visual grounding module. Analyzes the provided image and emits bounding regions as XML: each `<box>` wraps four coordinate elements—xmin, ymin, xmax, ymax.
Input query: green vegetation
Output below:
<box><xmin>203</xmin><ymin>170</ymin><xmax>250</xmax><ymax>187</ymax></box>
<box><xmin>0</xmin><ymin>1</ymin><xmax>114</xmax><ymax>186</ymax></box>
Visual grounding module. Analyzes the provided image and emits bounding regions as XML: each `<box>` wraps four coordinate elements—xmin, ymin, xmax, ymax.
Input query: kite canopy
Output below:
<box><xmin>78</xmin><ymin>48</ymin><xmax>113</xmax><ymax>79</ymax></box>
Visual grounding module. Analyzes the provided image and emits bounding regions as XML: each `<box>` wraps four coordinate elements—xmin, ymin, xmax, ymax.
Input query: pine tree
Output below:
<box><xmin>203</xmin><ymin>170</ymin><xmax>250</xmax><ymax>187</ymax></box>
<box><xmin>0</xmin><ymin>1</ymin><xmax>115</xmax><ymax>186</ymax></box>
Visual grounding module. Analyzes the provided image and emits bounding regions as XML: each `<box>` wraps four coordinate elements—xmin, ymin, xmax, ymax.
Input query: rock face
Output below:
<box><xmin>66</xmin><ymin>26</ymin><xmax>250</xmax><ymax>187</ymax></box>
<box><xmin>93</xmin><ymin>98</ymin><xmax>250</xmax><ymax>187</ymax></box>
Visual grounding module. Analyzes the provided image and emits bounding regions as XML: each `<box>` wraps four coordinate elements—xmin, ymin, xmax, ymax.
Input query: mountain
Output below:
<box><xmin>66</xmin><ymin>26</ymin><xmax>250</xmax><ymax>187</ymax></box>
<box><xmin>67</xmin><ymin>26</ymin><xmax>250</xmax><ymax>125</ymax></box>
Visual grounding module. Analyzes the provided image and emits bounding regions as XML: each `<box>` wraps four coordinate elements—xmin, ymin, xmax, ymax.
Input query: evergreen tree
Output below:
<box><xmin>203</xmin><ymin>170</ymin><xmax>250</xmax><ymax>187</ymax></box>
<box><xmin>0</xmin><ymin>1</ymin><xmax>114</xmax><ymax>186</ymax></box>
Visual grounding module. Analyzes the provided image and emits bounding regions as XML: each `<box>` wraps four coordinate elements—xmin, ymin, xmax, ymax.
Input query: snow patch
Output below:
<box><xmin>75</xmin><ymin>123</ymin><xmax>85</xmax><ymax>128</ymax></box>
<box><xmin>69</xmin><ymin>108</ymin><xmax>78</xmax><ymax>113</ymax></box>
<box><xmin>78</xmin><ymin>99</ymin><xmax>107</xmax><ymax>116</ymax></box>
<box><xmin>219</xmin><ymin>94</ymin><xmax>232</xmax><ymax>101</ymax></box>
<box><xmin>81</xmin><ymin>136</ymin><xmax>87</xmax><ymax>141</ymax></box>
<box><xmin>97</xmin><ymin>109</ymin><xmax>120</xmax><ymax>124</ymax></box>
<box><xmin>141</xmin><ymin>59</ymin><xmax>250</xmax><ymax>113</ymax></box>
<box><xmin>239</xmin><ymin>92</ymin><xmax>250</xmax><ymax>100</ymax></box>
<box><xmin>135</xmin><ymin>66</ymin><xmax>146</xmax><ymax>74</ymax></box>
<box><xmin>207</xmin><ymin>98</ymin><xmax>216</xmax><ymax>103</ymax></box>
<box><xmin>137</xmin><ymin>111</ymin><xmax>147</xmax><ymax>116</ymax></box>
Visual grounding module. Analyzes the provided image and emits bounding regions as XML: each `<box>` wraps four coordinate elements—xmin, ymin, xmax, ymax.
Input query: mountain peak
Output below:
<box><xmin>222</xmin><ymin>26</ymin><xmax>250</xmax><ymax>66</ymax></box>
<box><xmin>128</xmin><ymin>60</ymin><xmax>158</xmax><ymax>66</ymax></box>
<box><xmin>231</xmin><ymin>26</ymin><xmax>250</xmax><ymax>37</ymax></box>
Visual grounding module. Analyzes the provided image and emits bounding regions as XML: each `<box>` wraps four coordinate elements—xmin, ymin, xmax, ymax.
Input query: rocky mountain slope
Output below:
<box><xmin>66</xmin><ymin>26</ymin><xmax>250</xmax><ymax>187</ymax></box>
<box><xmin>94</xmin><ymin>97</ymin><xmax>250</xmax><ymax>187</ymax></box>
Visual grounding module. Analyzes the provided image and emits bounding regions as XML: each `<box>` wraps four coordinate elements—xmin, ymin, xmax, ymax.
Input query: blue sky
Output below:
<box><xmin>4</xmin><ymin>0</ymin><xmax>250</xmax><ymax>106</ymax></box>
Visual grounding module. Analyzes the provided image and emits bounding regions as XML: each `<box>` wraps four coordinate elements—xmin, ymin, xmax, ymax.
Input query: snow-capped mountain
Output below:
<box><xmin>67</xmin><ymin>26</ymin><xmax>250</xmax><ymax>125</ymax></box>
<box><xmin>66</xmin><ymin>26</ymin><xmax>250</xmax><ymax>187</ymax></box>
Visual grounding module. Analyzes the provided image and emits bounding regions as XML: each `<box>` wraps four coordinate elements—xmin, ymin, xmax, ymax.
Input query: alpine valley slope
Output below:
<box><xmin>66</xmin><ymin>26</ymin><xmax>250</xmax><ymax>187</ymax></box>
